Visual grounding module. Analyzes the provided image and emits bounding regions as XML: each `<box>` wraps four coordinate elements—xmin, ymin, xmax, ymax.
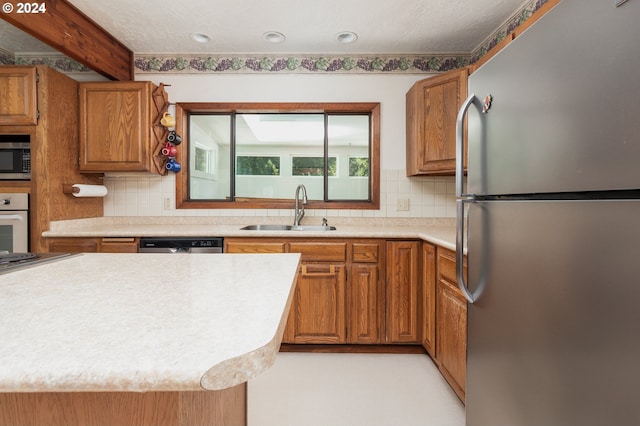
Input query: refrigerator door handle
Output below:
<box><xmin>455</xmin><ymin>93</ymin><xmax>477</xmax><ymax>198</ymax></box>
<box><xmin>456</xmin><ymin>93</ymin><xmax>481</xmax><ymax>304</ymax></box>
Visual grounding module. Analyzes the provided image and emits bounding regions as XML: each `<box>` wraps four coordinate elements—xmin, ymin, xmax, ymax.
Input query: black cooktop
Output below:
<box><xmin>0</xmin><ymin>252</ymin><xmax>76</xmax><ymax>275</ymax></box>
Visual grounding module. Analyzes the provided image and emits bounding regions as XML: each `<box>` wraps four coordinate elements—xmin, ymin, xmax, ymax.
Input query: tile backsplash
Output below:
<box><xmin>102</xmin><ymin>169</ymin><xmax>456</xmax><ymax>219</ymax></box>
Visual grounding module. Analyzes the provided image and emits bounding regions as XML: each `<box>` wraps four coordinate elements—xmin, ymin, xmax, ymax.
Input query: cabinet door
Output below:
<box><xmin>406</xmin><ymin>68</ymin><xmax>468</xmax><ymax>175</ymax></box>
<box><xmin>348</xmin><ymin>263</ymin><xmax>383</xmax><ymax>344</ymax></box>
<box><xmin>436</xmin><ymin>247</ymin><xmax>467</xmax><ymax>402</ymax></box>
<box><xmin>422</xmin><ymin>242</ymin><xmax>437</xmax><ymax>356</ymax></box>
<box><xmin>0</xmin><ymin>67</ymin><xmax>38</xmax><ymax>125</ymax></box>
<box><xmin>385</xmin><ymin>240</ymin><xmax>421</xmax><ymax>343</ymax></box>
<box><xmin>79</xmin><ymin>82</ymin><xmax>153</xmax><ymax>172</ymax></box>
<box><xmin>286</xmin><ymin>263</ymin><xmax>346</xmax><ymax>344</ymax></box>
<box><xmin>436</xmin><ymin>278</ymin><xmax>467</xmax><ymax>402</ymax></box>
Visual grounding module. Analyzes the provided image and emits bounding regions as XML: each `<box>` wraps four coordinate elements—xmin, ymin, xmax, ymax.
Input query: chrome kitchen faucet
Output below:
<box><xmin>293</xmin><ymin>184</ymin><xmax>307</xmax><ymax>226</ymax></box>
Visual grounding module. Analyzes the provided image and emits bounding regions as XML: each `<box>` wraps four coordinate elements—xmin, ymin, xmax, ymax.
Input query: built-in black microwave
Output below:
<box><xmin>0</xmin><ymin>135</ymin><xmax>30</xmax><ymax>180</ymax></box>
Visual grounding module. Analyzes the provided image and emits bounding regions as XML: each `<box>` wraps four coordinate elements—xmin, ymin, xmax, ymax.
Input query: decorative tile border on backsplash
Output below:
<box><xmin>102</xmin><ymin>170</ymin><xmax>457</xmax><ymax>219</ymax></box>
<box><xmin>133</xmin><ymin>55</ymin><xmax>470</xmax><ymax>74</ymax></box>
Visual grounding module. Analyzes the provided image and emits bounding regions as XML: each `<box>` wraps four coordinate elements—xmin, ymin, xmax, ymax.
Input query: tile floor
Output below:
<box><xmin>248</xmin><ymin>352</ymin><xmax>465</xmax><ymax>426</ymax></box>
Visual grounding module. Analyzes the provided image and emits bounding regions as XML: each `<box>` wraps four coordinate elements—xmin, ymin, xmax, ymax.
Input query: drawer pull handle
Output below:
<box><xmin>300</xmin><ymin>264</ymin><xmax>336</xmax><ymax>276</ymax></box>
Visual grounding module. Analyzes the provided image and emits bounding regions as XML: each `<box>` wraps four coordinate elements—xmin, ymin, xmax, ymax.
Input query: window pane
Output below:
<box><xmin>237</xmin><ymin>114</ymin><xmax>324</xmax><ymax>200</ymax></box>
<box><xmin>189</xmin><ymin>115</ymin><xmax>231</xmax><ymax>200</ymax></box>
<box><xmin>327</xmin><ymin>115</ymin><xmax>370</xmax><ymax>200</ymax></box>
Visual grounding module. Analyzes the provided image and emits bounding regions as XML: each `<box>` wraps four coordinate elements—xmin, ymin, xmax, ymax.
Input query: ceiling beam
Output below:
<box><xmin>1</xmin><ymin>0</ymin><xmax>133</xmax><ymax>80</ymax></box>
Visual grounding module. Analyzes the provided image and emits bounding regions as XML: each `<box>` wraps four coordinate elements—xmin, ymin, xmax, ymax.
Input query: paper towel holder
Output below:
<box><xmin>62</xmin><ymin>184</ymin><xmax>108</xmax><ymax>197</ymax></box>
<box><xmin>63</xmin><ymin>184</ymin><xmax>80</xmax><ymax>194</ymax></box>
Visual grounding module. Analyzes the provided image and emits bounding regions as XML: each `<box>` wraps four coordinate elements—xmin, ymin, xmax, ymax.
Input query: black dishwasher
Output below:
<box><xmin>139</xmin><ymin>237</ymin><xmax>223</xmax><ymax>253</ymax></box>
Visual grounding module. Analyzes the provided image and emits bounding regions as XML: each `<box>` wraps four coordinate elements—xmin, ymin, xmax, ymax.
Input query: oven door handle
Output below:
<box><xmin>0</xmin><ymin>215</ymin><xmax>24</xmax><ymax>221</ymax></box>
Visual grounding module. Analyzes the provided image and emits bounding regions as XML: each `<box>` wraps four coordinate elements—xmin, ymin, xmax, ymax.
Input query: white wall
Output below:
<box><xmin>103</xmin><ymin>73</ymin><xmax>456</xmax><ymax>219</ymax></box>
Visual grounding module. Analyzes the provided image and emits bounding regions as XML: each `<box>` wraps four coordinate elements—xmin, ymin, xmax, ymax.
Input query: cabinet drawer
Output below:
<box><xmin>288</xmin><ymin>242</ymin><xmax>347</xmax><ymax>262</ymax></box>
<box><xmin>100</xmin><ymin>237</ymin><xmax>139</xmax><ymax>253</ymax></box>
<box><xmin>352</xmin><ymin>243</ymin><xmax>380</xmax><ymax>263</ymax></box>
<box><xmin>438</xmin><ymin>248</ymin><xmax>467</xmax><ymax>286</ymax></box>
<box><xmin>438</xmin><ymin>249</ymin><xmax>457</xmax><ymax>283</ymax></box>
<box><xmin>225</xmin><ymin>241</ymin><xmax>285</xmax><ymax>253</ymax></box>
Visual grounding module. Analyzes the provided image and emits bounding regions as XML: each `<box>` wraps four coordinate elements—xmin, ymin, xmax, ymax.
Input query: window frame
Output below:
<box><xmin>175</xmin><ymin>102</ymin><xmax>380</xmax><ymax>210</ymax></box>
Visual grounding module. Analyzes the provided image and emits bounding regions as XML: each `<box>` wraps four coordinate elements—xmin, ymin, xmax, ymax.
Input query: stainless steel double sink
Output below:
<box><xmin>240</xmin><ymin>224</ymin><xmax>337</xmax><ymax>231</ymax></box>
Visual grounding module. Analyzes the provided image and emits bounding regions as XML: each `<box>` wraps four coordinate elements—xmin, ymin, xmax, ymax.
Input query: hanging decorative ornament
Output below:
<box><xmin>482</xmin><ymin>94</ymin><xmax>493</xmax><ymax>114</ymax></box>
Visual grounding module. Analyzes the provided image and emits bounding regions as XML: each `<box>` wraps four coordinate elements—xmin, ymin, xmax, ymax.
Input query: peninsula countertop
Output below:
<box><xmin>43</xmin><ymin>217</ymin><xmax>457</xmax><ymax>251</ymax></box>
<box><xmin>0</xmin><ymin>252</ymin><xmax>300</xmax><ymax>393</ymax></box>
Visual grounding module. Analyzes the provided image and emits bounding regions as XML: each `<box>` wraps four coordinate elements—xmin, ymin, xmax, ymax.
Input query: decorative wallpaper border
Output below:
<box><xmin>134</xmin><ymin>55</ymin><xmax>469</xmax><ymax>74</ymax></box>
<box><xmin>13</xmin><ymin>53</ymin><xmax>93</xmax><ymax>73</ymax></box>
<box><xmin>0</xmin><ymin>48</ymin><xmax>15</xmax><ymax>65</ymax></box>
<box><xmin>3</xmin><ymin>0</ymin><xmax>551</xmax><ymax>75</ymax></box>
<box><xmin>471</xmin><ymin>0</ymin><xmax>551</xmax><ymax>63</ymax></box>
<box><xmin>134</xmin><ymin>0</ymin><xmax>551</xmax><ymax>74</ymax></box>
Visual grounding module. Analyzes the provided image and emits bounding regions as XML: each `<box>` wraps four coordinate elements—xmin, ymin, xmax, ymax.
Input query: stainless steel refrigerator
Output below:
<box><xmin>455</xmin><ymin>0</ymin><xmax>640</xmax><ymax>425</ymax></box>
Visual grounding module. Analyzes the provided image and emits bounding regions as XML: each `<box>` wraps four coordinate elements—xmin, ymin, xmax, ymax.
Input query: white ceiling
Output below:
<box><xmin>45</xmin><ymin>0</ymin><xmax>528</xmax><ymax>55</ymax></box>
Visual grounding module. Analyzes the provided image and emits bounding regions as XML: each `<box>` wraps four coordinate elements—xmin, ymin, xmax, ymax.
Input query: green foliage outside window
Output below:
<box><xmin>292</xmin><ymin>157</ymin><xmax>336</xmax><ymax>176</ymax></box>
<box><xmin>237</xmin><ymin>156</ymin><xmax>280</xmax><ymax>175</ymax></box>
<box><xmin>349</xmin><ymin>157</ymin><xmax>369</xmax><ymax>177</ymax></box>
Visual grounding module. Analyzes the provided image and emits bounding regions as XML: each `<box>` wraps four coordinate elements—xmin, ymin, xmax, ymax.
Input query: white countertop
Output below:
<box><xmin>43</xmin><ymin>217</ymin><xmax>458</xmax><ymax>251</ymax></box>
<box><xmin>0</xmin><ymin>252</ymin><xmax>300</xmax><ymax>393</ymax></box>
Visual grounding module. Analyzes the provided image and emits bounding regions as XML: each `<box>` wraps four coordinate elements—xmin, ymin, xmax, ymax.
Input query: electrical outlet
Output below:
<box><xmin>163</xmin><ymin>197</ymin><xmax>172</xmax><ymax>210</ymax></box>
<box><xmin>396</xmin><ymin>197</ymin><xmax>410</xmax><ymax>211</ymax></box>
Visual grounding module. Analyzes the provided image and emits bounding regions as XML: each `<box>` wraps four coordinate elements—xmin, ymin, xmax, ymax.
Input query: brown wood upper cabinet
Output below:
<box><xmin>0</xmin><ymin>67</ymin><xmax>38</xmax><ymax>125</ymax></box>
<box><xmin>406</xmin><ymin>67</ymin><xmax>469</xmax><ymax>176</ymax></box>
<box><xmin>79</xmin><ymin>81</ymin><xmax>166</xmax><ymax>173</ymax></box>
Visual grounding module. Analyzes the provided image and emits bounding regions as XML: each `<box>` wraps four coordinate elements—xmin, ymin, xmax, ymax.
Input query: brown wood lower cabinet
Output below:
<box><xmin>436</xmin><ymin>247</ymin><xmax>467</xmax><ymax>402</ymax></box>
<box><xmin>225</xmin><ymin>238</ymin><xmax>383</xmax><ymax>345</ymax></box>
<box><xmin>385</xmin><ymin>240</ymin><xmax>421</xmax><ymax>343</ymax></box>
<box><xmin>349</xmin><ymin>263</ymin><xmax>383</xmax><ymax>344</ymax></box>
<box><xmin>422</xmin><ymin>242</ymin><xmax>437</xmax><ymax>356</ymax></box>
<box><xmin>47</xmin><ymin>237</ymin><xmax>139</xmax><ymax>253</ymax></box>
<box><xmin>287</xmin><ymin>262</ymin><xmax>347</xmax><ymax>343</ymax></box>
<box><xmin>44</xmin><ymin>236</ymin><xmax>468</xmax><ymax>402</ymax></box>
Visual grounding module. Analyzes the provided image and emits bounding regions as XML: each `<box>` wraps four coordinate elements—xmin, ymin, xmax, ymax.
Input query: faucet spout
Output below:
<box><xmin>293</xmin><ymin>184</ymin><xmax>308</xmax><ymax>226</ymax></box>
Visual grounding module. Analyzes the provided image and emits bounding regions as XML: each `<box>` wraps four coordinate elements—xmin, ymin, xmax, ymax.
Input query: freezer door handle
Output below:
<box><xmin>456</xmin><ymin>198</ymin><xmax>478</xmax><ymax>303</ymax></box>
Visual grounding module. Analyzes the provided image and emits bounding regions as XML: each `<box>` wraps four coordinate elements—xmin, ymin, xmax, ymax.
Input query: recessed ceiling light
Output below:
<box><xmin>190</xmin><ymin>33</ymin><xmax>211</xmax><ymax>43</ymax></box>
<box><xmin>263</xmin><ymin>31</ymin><xmax>286</xmax><ymax>43</ymax></box>
<box><xmin>336</xmin><ymin>31</ymin><xmax>358</xmax><ymax>44</ymax></box>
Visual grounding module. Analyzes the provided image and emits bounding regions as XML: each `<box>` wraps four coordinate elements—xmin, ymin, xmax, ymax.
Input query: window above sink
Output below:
<box><xmin>175</xmin><ymin>102</ymin><xmax>380</xmax><ymax>210</ymax></box>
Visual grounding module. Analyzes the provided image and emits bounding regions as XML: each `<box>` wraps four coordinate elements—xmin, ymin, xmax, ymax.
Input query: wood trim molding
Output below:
<box><xmin>0</xmin><ymin>0</ymin><xmax>133</xmax><ymax>81</ymax></box>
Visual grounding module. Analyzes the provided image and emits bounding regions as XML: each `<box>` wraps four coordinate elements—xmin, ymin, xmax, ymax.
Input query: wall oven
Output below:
<box><xmin>0</xmin><ymin>193</ymin><xmax>29</xmax><ymax>253</ymax></box>
<box><xmin>0</xmin><ymin>135</ymin><xmax>31</xmax><ymax>180</ymax></box>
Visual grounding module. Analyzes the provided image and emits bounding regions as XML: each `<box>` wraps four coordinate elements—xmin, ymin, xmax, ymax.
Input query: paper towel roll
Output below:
<box><xmin>71</xmin><ymin>184</ymin><xmax>108</xmax><ymax>198</ymax></box>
